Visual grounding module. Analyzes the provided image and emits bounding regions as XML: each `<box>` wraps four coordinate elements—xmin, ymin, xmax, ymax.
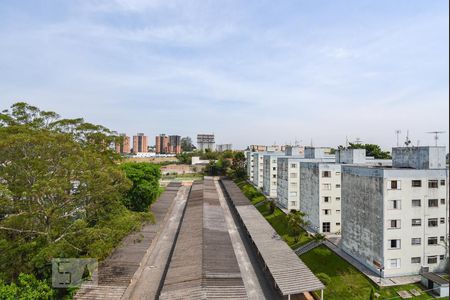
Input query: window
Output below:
<box><xmin>428</xmin><ymin>218</ymin><xmax>438</xmax><ymax>227</ymax></box>
<box><xmin>440</xmin><ymin>218</ymin><xmax>445</xmax><ymax>224</ymax></box>
<box><xmin>291</xmin><ymin>164</ymin><xmax>297</xmax><ymax>168</ymax></box>
<box><xmin>289</xmin><ymin>192</ymin><xmax>297</xmax><ymax>197</ymax></box>
<box><xmin>412</xmin><ymin>199</ymin><xmax>421</xmax><ymax>207</ymax></box>
<box><xmin>336</xmin><ymin>197</ymin><xmax>341</xmax><ymax>201</ymax></box>
<box><xmin>389</xmin><ymin>239</ymin><xmax>401</xmax><ymax>249</ymax></box>
<box><xmin>323</xmin><ymin>209</ymin><xmax>331</xmax><ymax>215</ymax></box>
<box><xmin>388</xmin><ymin>219</ymin><xmax>401</xmax><ymax>229</ymax></box>
<box><xmin>440</xmin><ymin>180</ymin><xmax>446</xmax><ymax>186</ymax></box>
<box><xmin>390</xmin><ymin>180</ymin><xmax>400</xmax><ymax>190</ymax></box>
<box><xmin>427</xmin><ymin>256</ymin><xmax>438</xmax><ymax>264</ymax></box>
<box><xmin>411</xmin><ymin>238</ymin><xmax>421</xmax><ymax>245</ymax></box>
<box><xmin>440</xmin><ymin>255</ymin><xmax>445</xmax><ymax>260</ymax></box>
<box><xmin>428</xmin><ymin>237</ymin><xmax>438</xmax><ymax>245</ymax></box>
<box><xmin>323</xmin><ymin>184</ymin><xmax>331</xmax><ymax>190</ymax></box>
<box><xmin>290</xmin><ymin>173</ymin><xmax>297</xmax><ymax>178</ymax></box>
<box><xmin>440</xmin><ymin>236</ymin><xmax>445</xmax><ymax>242</ymax></box>
<box><xmin>336</xmin><ymin>222</ymin><xmax>341</xmax><ymax>226</ymax></box>
<box><xmin>323</xmin><ymin>196</ymin><xmax>330</xmax><ymax>203</ymax></box>
<box><xmin>412</xmin><ymin>219</ymin><xmax>422</xmax><ymax>226</ymax></box>
<box><xmin>388</xmin><ymin>200</ymin><xmax>401</xmax><ymax>209</ymax></box>
<box><xmin>412</xmin><ymin>180</ymin><xmax>422</xmax><ymax>187</ymax></box>
<box><xmin>272</xmin><ymin>174</ymin><xmax>276</xmax><ymax>178</ymax></box>
<box><xmin>336</xmin><ymin>210</ymin><xmax>341</xmax><ymax>214</ymax></box>
<box><xmin>336</xmin><ymin>184</ymin><xmax>341</xmax><ymax>188</ymax></box>
<box><xmin>322</xmin><ymin>222</ymin><xmax>330</xmax><ymax>233</ymax></box>
<box><xmin>441</xmin><ymin>199</ymin><xmax>446</xmax><ymax>205</ymax></box>
<box><xmin>411</xmin><ymin>257</ymin><xmax>421</xmax><ymax>264</ymax></box>
<box><xmin>428</xmin><ymin>180</ymin><xmax>439</xmax><ymax>188</ymax></box>
<box><xmin>290</xmin><ymin>182</ymin><xmax>297</xmax><ymax>187</ymax></box>
<box><xmin>272</xmin><ymin>167</ymin><xmax>276</xmax><ymax>171</ymax></box>
<box><xmin>336</xmin><ymin>172</ymin><xmax>341</xmax><ymax>176</ymax></box>
<box><xmin>387</xmin><ymin>258</ymin><xmax>400</xmax><ymax>269</ymax></box>
<box><xmin>428</xmin><ymin>199</ymin><xmax>438</xmax><ymax>207</ymax></box>
<box><xmin>322</xmin><ymin>171</ymin><xmax>331</xmax><ymax>177</ymax></box>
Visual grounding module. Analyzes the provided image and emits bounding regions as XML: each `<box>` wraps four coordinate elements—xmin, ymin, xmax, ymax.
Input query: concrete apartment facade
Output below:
<box><xmin>252</xmin><ymin>152</ymin><xmax>266</xmax><ymax>188</ymax></box>
<box><xmin>341</xmin><ymin>146</ymin><xmax>448</xmax><ymax>278</ymax></box>
<box><xmin>263</xmin><ymin>154</ymin><xmax>285</xmax><ymax>198</ymax></box>
<box><xmin>156</xmin><ymin>135</ymin><xmax>181</xmax><ymax>154</ymax></box>
<box><xmin>132</xmin><ymin>133</ymin><xmax>148</xmax><ymax>153</ymax></box>
<box><xmin>197</xmin><ymin>134</ymin><xmax>215</xmax><ymax>151</ymax></box>
<box><xmin>277</xmin><ymin>148</ymin><xmax>335</xmax><ymax>211</ymax></box>
<box><xmin>300</xmin><ymin>162</ymin><xmax>342</xmax><ymax>234</ymax></box>
<box><xmin>115</xmin><ymin>133</ymin><xmax>131</xmax><ymax>154</ymax></box>
<box><xmin>245</xmin><ymin>151</ymin><xmax>254</xmax><ymax>182</ymax></box>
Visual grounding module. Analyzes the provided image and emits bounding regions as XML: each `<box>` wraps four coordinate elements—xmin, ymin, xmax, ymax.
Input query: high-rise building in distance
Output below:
<box><xmin>115</xmin><ymin>133</ymin><xmax>131</xmax><ymax>154</ymax></box>
<box><xmin>133</xmin><ymin>133</ymin><xmax>148</xmax><ymax>153</ymax></box>
<box><xmin>156</xmin><ymin>134</ymin><xmax>181</xmax><ymax>154</ymax></box>
<box><xmin>197</xmin><ymin>134</ymin><xmax>215</xmax><ymax>151</ymax></box>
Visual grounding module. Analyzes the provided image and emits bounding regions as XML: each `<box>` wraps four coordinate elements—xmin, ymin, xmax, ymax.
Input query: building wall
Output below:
<box><xmin>197</xmin><ymin>134</ymin><xmax>215</xmax><ymax>151</ymax></box>
<box><xmin>341</xmin><ymin>166</ymin><xmax>385</xmax><ymax>275</ymax></box>
<box><xmin>341</xmin><ymin>165</ymin><xmax>449</xmax><ymax>277</ymax></box>
<box><xmin>392</xmin><ymin>146</ymin><xmax>446</xmax><ymax>169</ymax></box>
<box><xmin>382</xmin><ymin>169</ymin><xmax>448</xmax><ymax>277</ymax></box>
<box><xmin>252</xmin><ymin>152</ymin><xmax>264</xmax><ymax>188</ymax></box>
<box><xmin>246</xmin><ymin>151</ymin><xmax>254</xmax><ymax>182</ymax></box>
<box><xmin>300</xmin><ymin>163</ymin><xmax>342</xmax><ymax>234</ymax></box>
<box><xmin>115</xmin><ymin>134</ymin><xmax>130</xmax><ymax>154</ymax></box>
<box><xmin>133</xmin><ymin>133</ymin><xmax>148</xmax><ymax>153</ymax></box>
<box><xmin>263</xmin><ymin>155</ymin><xmax>282</xmax><ymax>198</ymax></box>
<box><xmin>277</xmin><ymin>157</ymin><xmax>301</xmax><ymax>211</ymax></box>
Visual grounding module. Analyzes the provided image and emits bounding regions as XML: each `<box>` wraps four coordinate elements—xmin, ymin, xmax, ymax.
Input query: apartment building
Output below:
<box><xmin>300</xmin><ymin>149</ymin><xmax>392</xmax><ymax>235</ymax></box>
<box><xmin>115</xmin><ymin>133</ymin><xmax>131</xmax><ymax>154</ymax></box>
<box><xmin>197</xmin><ymin>134</ymin><xmax>215</xmax><ymax>151</ymax></box>
<box><xmin>132</xmin><ymin>133</ymin><xmax>148</xmax><ymax>153</ymax></box>
<box><xmin>300</xmin><ymin>162</ymin><xmax>342</xmax><ymax>234</ymax></box>
<box><xmin>252</xmin><ymin>152</ymin><xmax>266</xmax><ymax>188</ymax></box>
<box><xmin>156</xmin><ymin>134</ymin><xmax>169</xmax><ymax>154</ymax></box>
<box><xmin>341</xmin><ymin>146</ymin><xmax>448</xmax><ymax>277</ymax></box>
<box><xmin>263</xmin><ymin>154</ymin><xmax>285</xmax><ymax>198</ymax></box>
<box><xmin>245</xmin><ymin>151</ymin><xmax>254</xmax><ymax>182</ymax></box>
<box><xmin>168</xmin><ymin>135</ymin><xmax>181</xmax><ymax>154</ymax></box>
<box><xmin>277</xmin><ymin>148</ymin><xmax>335</xmax><ymax>211</ymax></box>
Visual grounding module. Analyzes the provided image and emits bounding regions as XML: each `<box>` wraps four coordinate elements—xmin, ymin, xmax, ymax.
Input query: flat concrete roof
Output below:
<box><xmin>221</xmin><ymin>179</ymin><xmax>325</xmax><ymax>296</ymax></box>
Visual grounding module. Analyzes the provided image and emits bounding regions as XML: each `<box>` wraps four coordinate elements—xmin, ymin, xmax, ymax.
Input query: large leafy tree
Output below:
<box><xmin>120</xmin><ymin>163</ymin><xmax>161</xmax><ymax>212</ymax></box>
<box><xmin>180</xmin><ymin>136</ymin><xmax>194</xmax><ymax>152</ymax></box>
<box><xmin>0</xmin><ymin>103</ymin><xmax>139</xmax><ymax>281</ymax></box>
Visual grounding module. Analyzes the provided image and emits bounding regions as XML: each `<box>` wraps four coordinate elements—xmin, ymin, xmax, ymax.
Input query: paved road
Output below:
<box><xmin>214</xmin><ymin>179</ymin><xmax>281</xmax><ymax>300</ymax></box>
<box><xmin>122</xmin><ymin>185</ymin><xmax>191</xmax><ymax>300</ymax></box>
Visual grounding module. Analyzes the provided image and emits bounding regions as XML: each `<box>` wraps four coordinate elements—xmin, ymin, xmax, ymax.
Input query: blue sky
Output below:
<box><xmin>1</xmin><ymin>0</ymin><xmax>448</xmax><ymax>150</ymax></box>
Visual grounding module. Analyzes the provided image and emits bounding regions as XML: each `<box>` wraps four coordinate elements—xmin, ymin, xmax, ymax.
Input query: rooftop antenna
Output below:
<box><xmin>354</xmin><ymin>137</ymin><xmax>362</xmax><ymax>144</ymax></box>
<box><xmin>345</xmin><ymin>136</ymin><xmax>349</xmax><ymax>148</ymax></box>
<box><xmin>427</xmin><ymin>131</ymin><xmax>446</xmax><ymax>146</ymax></box>
<box><xmin>395</xmin><ymin>130</ymin><xmax>401</xmax><ymax>147</ymax></box>
<box><xmin>417</xmin><ymin>140</ymin><xmax>420</xmax><ymax>147</ymax></box>
<box><xmin>404</xmin><ymin>130</ymin><xmax>411</xmax><ymax>147</ymax></box>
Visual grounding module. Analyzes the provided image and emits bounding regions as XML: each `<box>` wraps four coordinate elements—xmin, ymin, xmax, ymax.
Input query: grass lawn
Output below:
<box><xmin>301</xmin><ymin>245</ymin><xmax>435</xmax><ymax>300</ymax></box>
<box><xmin>257</xmin><ymin>203</ymin><xmax>311</xmax><ymax>249</ymax></box>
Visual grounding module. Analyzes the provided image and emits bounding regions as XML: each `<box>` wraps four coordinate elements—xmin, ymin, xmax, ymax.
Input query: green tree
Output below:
<box><xmin>286</xmin><ymin>210</ymin><xmax>308</xmax><ymax>243</ymax></box>
<box><xmin>120</xmin><ymin>163</ymin><xmax>161</xmax><ymax>212</ymax></box>
<box><xmin>228</xmin><ymin>152</ymin><xmax>247</xmax><ymax>180</ymax></box>
<box><xmin>0</xmin><ymin>273</ymin><xmax>54</xmax><ymax>300</ymax></box>
<box><xmin>267</xmin><ymin>200</ymin><xmax>276</xmax><ymax>214</ymax></box>
<box><xmin>180</xmin><ymin>136</ymin><xmax>194</xmax><ymax>152</ymax></box>
<box><xmin>348</xmin><ymin>143</ymin><xmax>391</xmax><ymax>159</ymax></box>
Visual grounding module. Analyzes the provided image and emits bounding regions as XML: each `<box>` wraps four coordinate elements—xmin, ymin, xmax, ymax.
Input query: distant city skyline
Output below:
<box><xmin>1</xmin><ymin>0</ymin><xmax>448</xmax><ymax>150</ymax></box>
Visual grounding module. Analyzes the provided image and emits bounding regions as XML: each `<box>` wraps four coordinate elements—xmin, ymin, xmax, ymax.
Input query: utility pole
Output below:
<box><xmin>395</xmin><ymin>130</ymin><xmax>401</xmax><ymax>147</ymax></box>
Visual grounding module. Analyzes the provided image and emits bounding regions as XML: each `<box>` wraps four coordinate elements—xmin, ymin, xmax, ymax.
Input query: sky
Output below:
<box><xmin>0</xmin><ymin>0</ymin><xmax>448</xmax><ymax>150</ymax></box>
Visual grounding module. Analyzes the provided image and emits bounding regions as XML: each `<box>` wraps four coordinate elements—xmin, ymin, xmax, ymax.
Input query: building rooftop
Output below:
<box><xmin>220</xmin><ymin>179</ymin><xmax>325</xmax><ymax>296</ymax></box>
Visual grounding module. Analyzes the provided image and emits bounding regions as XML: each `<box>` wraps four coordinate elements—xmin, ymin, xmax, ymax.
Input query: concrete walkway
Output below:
<box><xmin>122</xmin><ymin>184</ymin><xmax>191</xmax><ymax>300</ymax></box>
<box><xmin>215</xmin><ymin>178</ymin><xmax>282</xmax><ymax>300</ymax></box>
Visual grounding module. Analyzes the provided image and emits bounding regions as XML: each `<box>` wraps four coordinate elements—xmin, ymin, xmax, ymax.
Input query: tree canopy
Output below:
<box><xmin>0</xmin><ymin>102</ymin><xmax>156</xmax><ymax>294</ymax></box>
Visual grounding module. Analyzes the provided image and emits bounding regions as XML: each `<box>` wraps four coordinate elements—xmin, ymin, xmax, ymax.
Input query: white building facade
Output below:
<box><xmin>263</xmin><ymin>154</ymin><xmax>284</xmax><ymax>198</ymax></box>
<box><xmin>341</xmin><ymin>146</ymin><xmax>449</xmax><ymax>277</ymax></box>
